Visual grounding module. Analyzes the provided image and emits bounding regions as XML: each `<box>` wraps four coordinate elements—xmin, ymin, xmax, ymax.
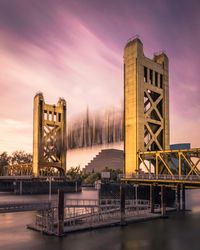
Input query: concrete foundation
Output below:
<box><xmin>0</xmin><ymin>180</ymin><xmax>81</xmax><ymax>194</ymax></box>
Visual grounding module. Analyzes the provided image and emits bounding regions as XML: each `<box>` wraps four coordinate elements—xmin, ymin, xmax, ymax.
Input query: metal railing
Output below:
<box><xmin>30</xmin><ymin>198</ymin><xmax>156</xmax><ymax>234</ymax></box>
<box><xmin>65</xmin><ymin>199</ymin><xmax>98</xmax><ymax>207</ymax></box>
<box><xmin>0</xmin><ymin>200</ymin><xmax>51</xmax><ymax>212</ymax></box>
<box><xmin>122</xmin><ymin>174</ymin><xmax>200</xmax><ymax>182</ymax></box>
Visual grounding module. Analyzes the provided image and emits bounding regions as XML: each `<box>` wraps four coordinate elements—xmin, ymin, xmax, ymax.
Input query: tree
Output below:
<box><xmin>10</xmin><ymin>151</ymin><xmax>32</xmax><ymax>165</ymax></box>
<box><xmin>66</xmin><ymin>166</ymin><xmax>82</xmax><ymax>181</ymax></box>
<box><xmin>0</xmin><ymin>152</ymin><xmax>10</xmax><ymax>175</ymax></box>
<box><xmin>83</xmin><ymin>172</ymin><xmax>101</xmax><ymax>184</ymax></box>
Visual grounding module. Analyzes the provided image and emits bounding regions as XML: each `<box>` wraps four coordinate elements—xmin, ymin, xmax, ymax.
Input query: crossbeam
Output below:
<box><xmin>123</xmin><ymin>148</ymin><xmax>200</xmax><ymax>186</ymax></box>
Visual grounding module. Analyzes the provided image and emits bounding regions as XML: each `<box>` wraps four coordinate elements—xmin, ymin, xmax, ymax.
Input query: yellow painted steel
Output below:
<box><xmin>124</xmin><ymin>38</ymin><xmax>169</xmax><ymax>175</ymax></box>
<box><xmin>33</xmin><ymin>93</ymin><xmax>67</xmax><ymax>176</ymax></box>
<box><xmin>133</xmin><ymin>148</ymin><xmax>200</xmax><ymax>179</ymax></box>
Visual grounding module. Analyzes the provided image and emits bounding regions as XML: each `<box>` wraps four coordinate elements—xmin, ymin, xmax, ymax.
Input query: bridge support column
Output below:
<box><xmin>120</xmin><ymin>184</ymin><xmax>126</xmax><ymax>225</ymax></box>
<box><xmin>134</xmin><ymin>184</ymin><xmax>139</xmax><ymax>213</ymax></box>
<box><xmin>176</xmin><ymin>184</ymin><xmax>181</xmax><ymax>212</ymax></box>
<box><xmin>19</xmin><ymin>181</ymin><xmax>23</xmax><ymax>195</ymax></box>
<box><xmin>57</xmin><ymin>189</ymin><xmax>64</xmax><ymax>236</ymax></box>
<box><xmin>150</xmin><ymin>184</ymin><xmax>154</xmax><ymax>213</ymax></box>
<box><xmin>161</xmin><ymin>185</ymin><xmax>166</xmax><ymax>217</ymax></box>
<box><xmin>182</xmin><ymin>184</ymin><xmax>186</xmax><ymax>212</ymax></box>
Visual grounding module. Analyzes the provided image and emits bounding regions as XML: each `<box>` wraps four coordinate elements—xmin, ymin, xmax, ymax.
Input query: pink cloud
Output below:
<box><xmin>0</xmin><ymin>0</ymin><xmax>200</xmax><ymax>152</ymax></box>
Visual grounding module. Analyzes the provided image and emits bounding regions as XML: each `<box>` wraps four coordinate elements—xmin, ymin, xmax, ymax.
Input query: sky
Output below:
<box><xmin>0</xmin><ymin>0</ymin><xmax>200</xmax><ymax>153</ymax></box>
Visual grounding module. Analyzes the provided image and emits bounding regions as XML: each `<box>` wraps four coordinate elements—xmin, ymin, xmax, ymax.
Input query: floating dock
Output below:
<box><xmin>27</xmin><ymin>195</ymin><xmax>175</xmax><ymax>236</ymax></box>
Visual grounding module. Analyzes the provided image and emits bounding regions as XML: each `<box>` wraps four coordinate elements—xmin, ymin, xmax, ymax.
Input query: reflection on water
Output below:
<box><xmin>0</xmin><ymin>188</ymin><xmax>200</xmax><ymax>250</ymax></box>
<box><xmin>186</xmin><ymin>189</ymin><xmax>200</xmax><ymax>213</ymax></box>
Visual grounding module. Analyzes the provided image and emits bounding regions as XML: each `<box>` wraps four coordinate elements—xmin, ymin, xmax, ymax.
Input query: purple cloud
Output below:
<box><xmin>0</xmin><ymin>0</ymin><xmax>200</xmax><ymax>152</ymax></box>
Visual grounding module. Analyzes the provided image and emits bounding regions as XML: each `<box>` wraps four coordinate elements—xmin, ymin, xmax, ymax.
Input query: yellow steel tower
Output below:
<box><xmin>124</xmin><ymin>38</ymin><xmax>170</xmax><ymax>175</ymax></box>
<box><xmin>33</xmin><ymin>93</ymin><xmax>67</xmax><ymax>176</ymax></box>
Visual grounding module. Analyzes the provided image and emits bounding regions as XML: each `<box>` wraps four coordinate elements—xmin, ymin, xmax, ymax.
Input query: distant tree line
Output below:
<box><xmin>0</xmin><ymin>151</ymin><xmax>32</xmax><ymax>175</ymax></box>
<box><xmin>65</xmin><ymin>166</ymin><xmax>122</xmax><ymax>185</ymax></box>
<box><xmin>0</xmin><ymin>151</ymin><xmax>122</xmax><ymax>184</ymax></box>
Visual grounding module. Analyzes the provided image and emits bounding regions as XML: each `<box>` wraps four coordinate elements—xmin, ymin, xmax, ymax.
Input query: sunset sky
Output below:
<box><xmin>0</xmin><ymin>0</ymin><xmax>200</xmax><ymax>153</ymax></box>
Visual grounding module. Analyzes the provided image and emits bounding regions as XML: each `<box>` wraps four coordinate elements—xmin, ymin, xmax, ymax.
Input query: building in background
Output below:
<box><xmin>170</xmin><ymin>143</ymin><xmax>191</xmax><ymax>150</ymax></box>
<box><xmin>83</xmin><ymin>149</ymin><xmax>124</xmax><ymax>173</ymax></box>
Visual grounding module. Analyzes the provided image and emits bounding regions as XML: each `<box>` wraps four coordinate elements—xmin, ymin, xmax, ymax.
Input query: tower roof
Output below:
<box><xmin>125</xmin><ymin>37</ymin><xmax>143</xmax><ymax>49</ymax></box>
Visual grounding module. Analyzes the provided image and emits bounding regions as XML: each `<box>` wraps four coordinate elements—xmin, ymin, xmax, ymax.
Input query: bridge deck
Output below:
<box><xmin>122</xmin><ymin>174</ymin><xmax>200</xmax><ymax>186</ymax></box>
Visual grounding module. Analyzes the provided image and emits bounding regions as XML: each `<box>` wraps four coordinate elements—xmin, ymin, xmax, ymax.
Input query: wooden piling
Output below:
<box><xmin>57</xmin><ymin>189</ymin><xmax>64</xmax><ymax>236</ymax></box>
<box><xmin>161</xmin><ymin>185</ymin><xmax>166</xmax><ymax>217</ymax></box>
<box><xmin>150</xmin><ymin>184</ymin><xmax>154</xmax><ymax>213</ymax></box>
<box><xmin>120</xmin><ymin>184</ymin><xmax>126</xmax><ymax>225</ymax></box>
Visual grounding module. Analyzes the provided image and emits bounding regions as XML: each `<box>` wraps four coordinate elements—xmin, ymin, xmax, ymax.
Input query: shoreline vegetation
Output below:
<box><xmin>0</xmin><ymin>151</ymin><xmax>122</xmax><ymax>185</ymax></box>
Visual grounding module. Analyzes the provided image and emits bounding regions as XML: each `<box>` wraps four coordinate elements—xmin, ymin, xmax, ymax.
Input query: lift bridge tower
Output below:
<box><xmin>124</xmin><ymin>38</ymin><xmax>170</xmax><ymax>175</ymax></box>
<box><xmin>33</xmin><ymin>93</ymin><xmax>67</xmax><ymax>176</ymax></box>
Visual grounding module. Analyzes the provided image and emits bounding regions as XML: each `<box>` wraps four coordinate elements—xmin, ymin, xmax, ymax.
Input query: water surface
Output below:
<box><xmin>0</xmin><ymin>189</ymin><xmax>200</xmax><ymax>250</ymax></box>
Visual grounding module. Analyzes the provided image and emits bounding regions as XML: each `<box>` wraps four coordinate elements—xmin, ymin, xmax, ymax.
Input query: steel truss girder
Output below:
<box><xmin>144</xmin><ymin>87</ymin><xmax>164</xmax><ymax>151</ymax></box>
<box><xmin>138</xmin><ymin>148</ymin><xmax>200</xmax><ymax>178</ymax></box>
<box><xmin>43</xmin><ymin>124</ymin><xmax>61</xmax><ymax>163</ymax></box>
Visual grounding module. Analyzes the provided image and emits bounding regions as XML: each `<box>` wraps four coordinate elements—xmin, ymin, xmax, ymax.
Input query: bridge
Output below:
<box><xmin>0</xmin><ymin>175</ymin><xmax>64</xmax><ymax>180</ymax></box>
<box><xmin>122</xmin><ymin>148</ymin><xmax>200</xmax><ymax>185</ymax></box>
<box><xmin>1</xmin><ymin>93</ymin><xmax>67</xmax><ymax>178</ymax></box>
<box><xmin>1</xmin><ymin>38</ymin><xmax>200</xmax><ymax>236</ymax></box>
<box><xmin>122</xmin><ymin>173</ymin><xmax>200</xmax><ymax>186</ymax></box>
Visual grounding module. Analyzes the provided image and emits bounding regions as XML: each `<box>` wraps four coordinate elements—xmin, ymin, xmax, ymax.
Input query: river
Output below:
<box><xmin>0</xmin><ymin>188</ymin><xmax>200</xmax><ymax>250</ymax></box>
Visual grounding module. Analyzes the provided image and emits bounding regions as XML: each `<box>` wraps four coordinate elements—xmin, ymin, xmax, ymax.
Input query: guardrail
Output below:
<box><xmin>0</xmin><ymin>198</ymin><xmax>151</xmax><ymax>213</ymax></box>
<box><xmin>0</xmin><ymin>175</ymin><xmax>33</xmax><ymax>180</ymax></box>
<box><xmin>122</xmin><ymin>174</ymin><xmax>200</xmax><ymax>181</ymax></box>
<box><xmin>0</xmin><ymin>200</ymin><xmax>51</xmax><ymax>212</ymax></box>
<box><xmin>100</xmin><ymin>199</ymin><xmax>149</xmax><ymax>206</ymax></box>
<box><xmin>65</xmin><ymin>199</ymin><xmax>98</xmax><ymax>207</ymax></box>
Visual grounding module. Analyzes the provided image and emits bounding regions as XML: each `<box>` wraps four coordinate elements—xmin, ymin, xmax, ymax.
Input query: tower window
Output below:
<box><xmin>149</xmin><ymin>69</ymin><xmax>153</xmax><ymax>84</ymax></box>
<box><xmin>155</xmin><ymin>72</ymin><xmax>158</xmax><ymax>87</ymax></box>
<box><xmin>58</xmin><ymin>113</ymin><xmax>61</xmax><ymax>122</ymax></box>
<box><xmin>54</xmin><ymin>112</ymin><xmax>57</xmax><ymax>121</ymax></box>
<box><xmin>49</xmin><ymin>111</ymin><xmax>52</xmax><ymax>121</ymax></box>
<box><xmin>160</xmin><ymin>74</ymin><xmax>163</xmax><ymax>88</ymax></box>
<box><xmin>144</xmin><ymin>66</ymin><xmax>148</xmax><ymax>82</ymax></box>
<box><xmin>44</xmin><ymin>110</ymin><xmax>47</xmax><ymax>120</ymax></box>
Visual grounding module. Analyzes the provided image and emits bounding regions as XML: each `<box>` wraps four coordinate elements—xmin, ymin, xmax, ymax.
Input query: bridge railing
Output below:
<box><xmin>65</xmin><ymin>199</ymin><xmax>98</xmax><ymax>207</ymax></box>
<box><xmin>0</xmin><ymin>200</ymin><xmax>50</xmax><ymax>206</ymax></box>
<box><xmin>0</xmin><ymin>175</ymin><xmax>33</xmax><ymax>179</ymax></box>
<box><xmin>100</xmin><ymin>199</ymin><xmax>149</xmax><ymax>206</ymax></box>
<box><xmin>63</xmin><ymin>198</ymin><xmax>150</xmax><ymax>207</ymax></box>
<box><xmin>122</xmin><ymin>174</ymin><xmax>200</xmax><ymax>181</ymax></box>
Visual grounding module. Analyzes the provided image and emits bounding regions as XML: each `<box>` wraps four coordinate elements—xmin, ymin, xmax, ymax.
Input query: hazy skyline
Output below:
<box><xmin>0</xmin><ymin>0</ymin><xmax>200</xmax><ymax>152</ymax></box>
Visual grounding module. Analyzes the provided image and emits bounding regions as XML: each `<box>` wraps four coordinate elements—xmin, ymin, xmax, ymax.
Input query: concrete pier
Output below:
<box><xmin>182</xmin><ymin>184</ymin><xmax>186</xmax><ymax>211</ymax></box>
<box><xmin>150</xmin><ymin>184</ymin><xmax>155</xmax><ymax>213</ymax></box>
<box><xmin>161</xmin><ymin>185</ymin><xmax>166</xmax><ymax>216</ymax></box>
<box><xmin>176</xmin><ymin>184</ymin><xmax>181</xmax><ymax>212</ymax></box>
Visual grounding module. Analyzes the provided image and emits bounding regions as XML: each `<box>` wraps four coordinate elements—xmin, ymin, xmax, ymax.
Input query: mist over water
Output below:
<box><xmin>0</xmin><ymin>188</ymin><xmax>200</xmax><ymax>250</ymax></box>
